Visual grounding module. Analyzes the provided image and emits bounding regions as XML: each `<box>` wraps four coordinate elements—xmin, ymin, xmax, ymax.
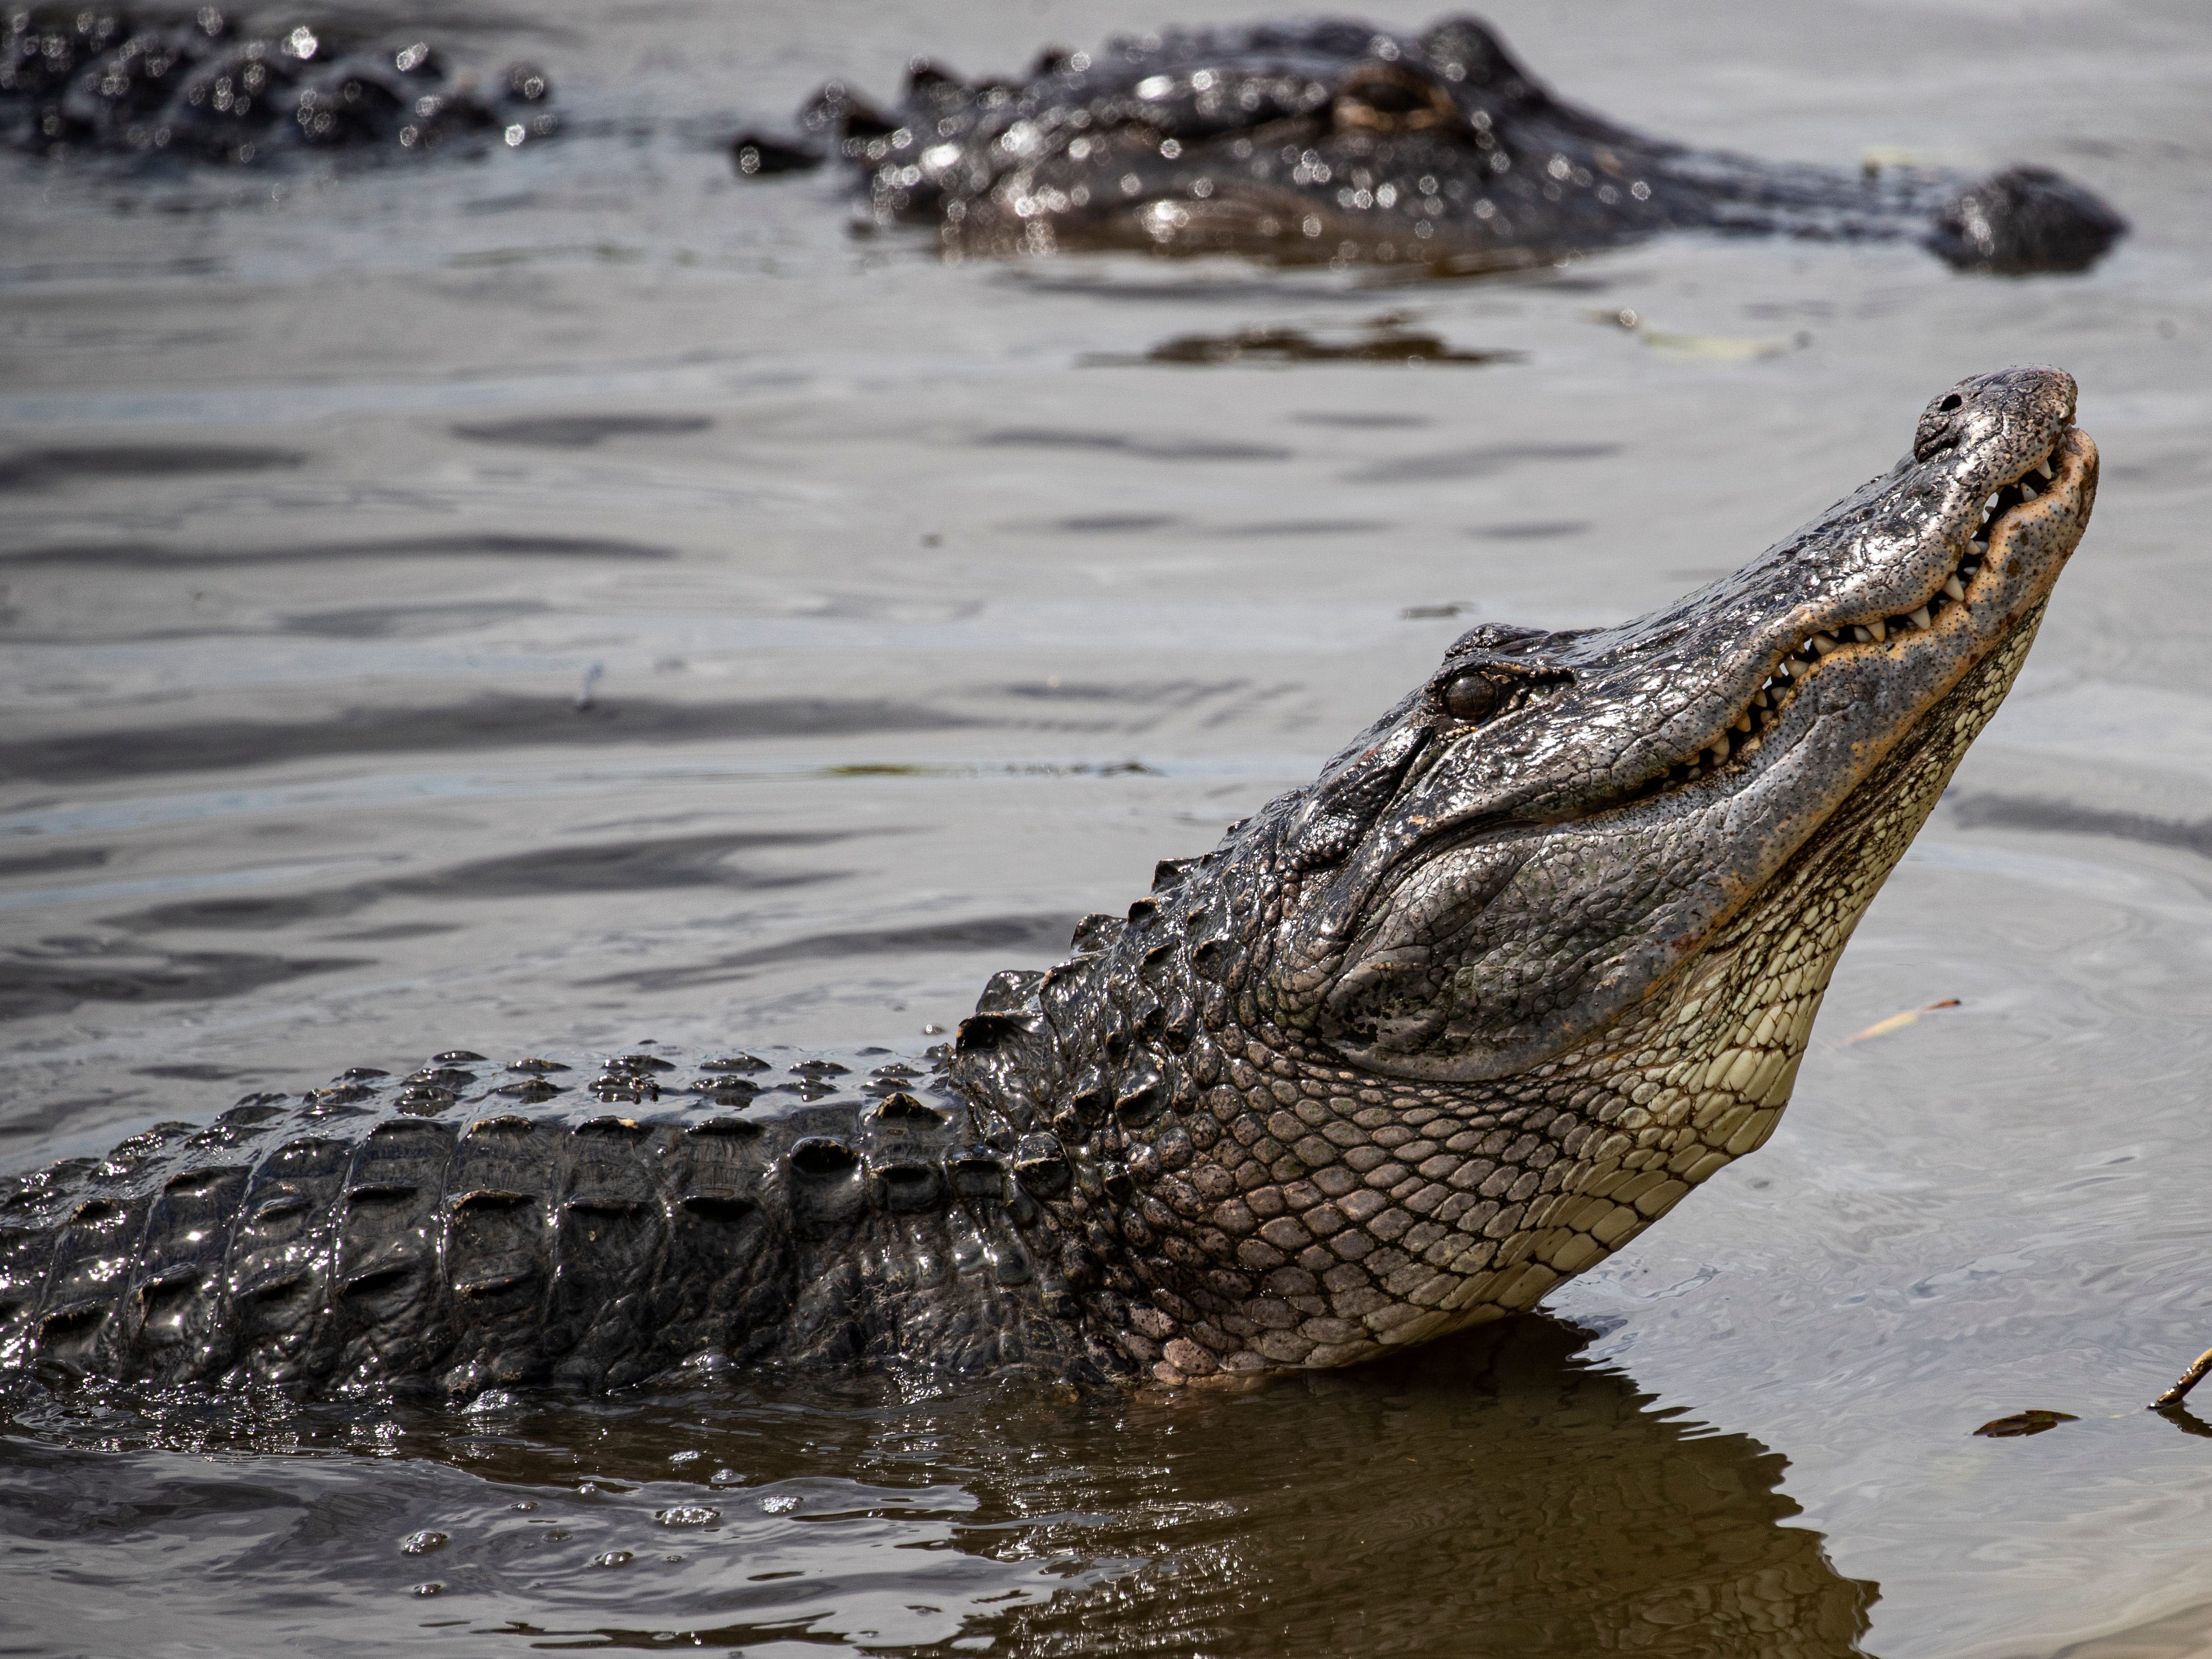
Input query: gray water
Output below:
<box><xmin>3</xmin><ymin>0</ymin><xmax>2210</xmax><ymax>1653</ymax></box>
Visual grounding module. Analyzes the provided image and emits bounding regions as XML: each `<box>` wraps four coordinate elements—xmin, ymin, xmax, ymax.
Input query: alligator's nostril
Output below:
<box><xmin>1938</xmin><ymin>393</ymin><xmax>1964</xmax><ymax>412</ymax></box>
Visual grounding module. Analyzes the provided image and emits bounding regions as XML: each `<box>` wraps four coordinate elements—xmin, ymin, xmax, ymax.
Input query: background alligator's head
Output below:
<box><xmin>739</xmin><ymin>14</ymin><xmax>2124</xmax><ymax>276</ymax></box>
<box><xmin>953</xmin><ymin>366</ymin><xmax>2097</xmax><ymax>1385</ymax></box>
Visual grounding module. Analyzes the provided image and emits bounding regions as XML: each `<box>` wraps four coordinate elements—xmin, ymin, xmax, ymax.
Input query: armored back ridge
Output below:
<box><xmin>0</xmin><ymin>1051</ymin><xmax>1111</xmax><ymax>1394</ymax></box>
<box><xmin>1</xmin><ymin>368</ymin><xmax>2098</xmax><ymax>1399</ymax></box>
<box><xmin>1</xmin><ymin>4</ymin><xmax>555</xmax><ymax>163</ymax></box>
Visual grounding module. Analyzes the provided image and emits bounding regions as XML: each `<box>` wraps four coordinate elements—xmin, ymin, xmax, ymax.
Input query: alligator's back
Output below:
<box><xmin>0</xmin><ymin>1046</ymin><xmax>1095</xmax><ymax>1399</ymax></box>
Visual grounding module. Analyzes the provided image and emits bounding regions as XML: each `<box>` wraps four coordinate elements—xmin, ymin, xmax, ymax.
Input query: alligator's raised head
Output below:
<box><xmin>740</xmin><ymin>15</ymin><xmax>2124</xmax><ymax>276</ymax></box>
<box><xmin>954</xmin><ymin>368</ymin><xmax>2096</xmax><ymax>1385</ymax></box>
<box><xmin>1282</xmin><ymin>365</ymin><xmax>2094</xmax><ymax>1077</ymax></box>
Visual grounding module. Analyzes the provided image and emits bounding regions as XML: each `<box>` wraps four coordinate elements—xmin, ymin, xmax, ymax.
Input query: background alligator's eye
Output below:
<box><xmin>1333</xmin><ymin>64</ymin><xmax>1455</xmax><ymax>131</ymax></box>
<box><xmin>1442</xmin><ymin>672</ymin><xmax>1502</xmax><ymax>722</ymax></box>
<box><xmin>1342</xmin><ymin>75</ymin><xmax>1427</xmax><ymax>116</ymax></box>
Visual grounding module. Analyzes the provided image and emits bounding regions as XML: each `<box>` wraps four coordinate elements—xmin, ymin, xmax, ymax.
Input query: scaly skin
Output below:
<box><xmin>0</xmin><ymin>368</ymin><xmax>2097</xmax><ymax>1398</ymax></box>
<box><xmin>737</xmin><ymin>16</ymin><xmax>2125</xmax><ymax>275</ymax></box>
<box><xmin>0</xmin><ymin>1065</ymin><xmax>1109</xmax><ymax>1395</ymax></box>
<box><xmin>1</xmin><ymin>4</ymin><xmax>554</xmax><ymax>163</ymax></box>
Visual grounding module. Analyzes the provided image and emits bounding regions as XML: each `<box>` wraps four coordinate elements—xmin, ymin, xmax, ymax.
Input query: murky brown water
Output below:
<box><xmin>4</xmin><ymin>1</ymin><xmax>2210</xmax><ymax>1654</ymax></box>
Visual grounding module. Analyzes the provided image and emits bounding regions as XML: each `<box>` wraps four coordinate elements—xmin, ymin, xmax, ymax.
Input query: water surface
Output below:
<box><xmin>3</xmin><ymin>1</ymin><xmax>2210</xmax><ymax>1654</ymax></box>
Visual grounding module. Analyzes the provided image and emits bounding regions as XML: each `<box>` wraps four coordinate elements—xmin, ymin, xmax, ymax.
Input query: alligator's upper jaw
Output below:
<box><xmin>1270</xmin><ymin>367</ymin><xmax>2096</xmax><ymax>1080</ymax></box>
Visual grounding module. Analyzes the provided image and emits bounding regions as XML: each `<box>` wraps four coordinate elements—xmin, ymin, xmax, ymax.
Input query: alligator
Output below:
<box><xmin>0</xmin><ymin>366</ymin><xmax>2098</xmax><ymax>1400</ymax></box>
<box><xmin>734</xmin><ymin>16</ymin><xmax>2125</xmax><ymax>276</ymax></box>
<box><xmin>1</xmin><ymin>4</ymin><xmax>553</xmax><ymax>163</ymax></box>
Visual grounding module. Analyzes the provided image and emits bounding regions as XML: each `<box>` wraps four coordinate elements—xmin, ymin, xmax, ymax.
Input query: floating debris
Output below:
<box><xmin>1972</xmin><ymin>1409</ymin><xmax>2078</xmax><ymax>1439</ymax></box>
<box><xmin>1592</xmin><ymin>308</ymin><xmax>1798</xmax><ymax>362</ymax></box>
<box><xmin>1844</xmin><ymin>998</ymin><xmax>1961</xmax><ymax>1045</ymax></box>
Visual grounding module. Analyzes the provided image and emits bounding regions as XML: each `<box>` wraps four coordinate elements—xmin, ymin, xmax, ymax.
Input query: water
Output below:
<box><xmin>3</xmin><ymin>0</ymin><xmax>2209</xmax><ymax>1653</ymax></box>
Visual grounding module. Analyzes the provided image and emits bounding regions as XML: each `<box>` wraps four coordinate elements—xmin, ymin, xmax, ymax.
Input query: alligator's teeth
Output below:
<box><xmin>2019</xmin><ymin>478</ymin><xmax>2039</xmax><ymax>501</ymax></box>
<box><xmin>1740</xmin><ymin>735</ymin><xmax>1761</xmax><ymax>758</ymax></box>
<box><xmin>1943</xmin><ymin>575</ymin><xmax>1966</xmax><ymax>601</ymax></box>
<box><xmin>1908</xmin><ymin>606</ymin><xmax>1932</xmax><ymax>630</ymax></box>
<box><xmin>1813</xmin><ymin>633</ymin><xmax>1839</xmax><ymax>655</ymax></box>
<box><xmin>1986</xmin><ymin>492</ymin><xmax>2001</xmax><ymax>511</ymax></box>
<box><xmin>1732</xmin><ymin>712</ymin><xmax>1752</xmax><ymax>732</ymax></box>
<box><xmin>1707</xmin><ymin>741</ymin><xmax>1728</xmax><ymax>766</ymax></box>
<box><xmin>2036</xmin><ymin>457</ymin><xmax>2054</xmax><ymax>479</ymax></box>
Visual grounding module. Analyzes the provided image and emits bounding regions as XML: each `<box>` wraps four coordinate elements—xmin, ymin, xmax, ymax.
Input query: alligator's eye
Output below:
<box><xmin>1441</xmin><ymin>672</ymin><xmax>1503</xmax><ymax>723</ymax></box>
<box><xmin>1333</xmin><ymin>64</ymin><xmax>1455</xmax><ymax>131</ymax></box>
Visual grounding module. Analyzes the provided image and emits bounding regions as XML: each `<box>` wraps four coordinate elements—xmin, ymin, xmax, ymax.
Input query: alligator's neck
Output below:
<box><xmin>952</xmin><ymin>616</ymin><xmax>2042</xmax><ymax>1385</ymax></box>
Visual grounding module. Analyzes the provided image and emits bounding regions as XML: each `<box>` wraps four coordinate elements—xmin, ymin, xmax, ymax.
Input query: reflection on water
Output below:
<box><xmin>1090</xmin><ymin>316</ymin><xmax>1521</xmax><ymax>365</ymax></box>
<box><xmin>1</xmin><ymin>1317</ymin><xmax>1872</xmax><ymax>1656</ymax></box>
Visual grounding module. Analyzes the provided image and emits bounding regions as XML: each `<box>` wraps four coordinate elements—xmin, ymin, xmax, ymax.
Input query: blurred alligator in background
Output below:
<box><xmin>0</xmin><ymin>367</ymin><xmax>2098</xmax><ymax>1400</ymax></box>
<box><xmin>1</xmin><ymin>4</ymin><xmax>553</xmax><ymax>163</ymax></box>
<box><xmin>735</xmin><ymin>16</ymin><xmax>2125</xmax><ymax>276</ymax></box>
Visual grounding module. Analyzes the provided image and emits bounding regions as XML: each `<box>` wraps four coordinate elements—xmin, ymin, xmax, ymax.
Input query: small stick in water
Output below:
<box><xmin>2152</xmin><ymin>1346</ymin><xmax>2212</xmax><ymax>1411</ymax></box>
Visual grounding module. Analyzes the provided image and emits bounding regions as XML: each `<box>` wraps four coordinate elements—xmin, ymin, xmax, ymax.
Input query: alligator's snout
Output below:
<box><xmin>1675</xmin><ymin>365</ymin><xmax>2092</xmax><ymax>790</ymax></box>
<box><xmin>1928</xmin><ymin>166</ymin><xmax>2130</xmax><ymax>274</ymax></box>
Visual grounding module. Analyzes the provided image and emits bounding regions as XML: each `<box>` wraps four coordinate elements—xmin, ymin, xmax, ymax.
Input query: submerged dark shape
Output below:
<box><xmin>0</xmin><ymin>368</ymin><xmax>2098</xmax><ymax>1399</ymax></box>
<box><xmin>0</xmin><ymin>5</ymin><xmax>554</xmax><ymax>163</ymax></box>
<box><xmin>734</xmin><ymin>16</ymin><xmax>2125</xmax><ymax>276</ymax></box>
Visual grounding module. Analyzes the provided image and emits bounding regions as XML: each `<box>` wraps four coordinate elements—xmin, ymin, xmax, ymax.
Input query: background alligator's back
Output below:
<box><xmin>3</xmin><ymin>1</ymin><xmax>2209</xmax><ymax>1656</ymax></box>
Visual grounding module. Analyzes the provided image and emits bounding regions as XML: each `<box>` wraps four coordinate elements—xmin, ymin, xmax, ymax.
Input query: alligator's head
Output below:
<box><xmin>1272</xmin><ymin>365</ymin><xmax>2094</xmax><ymax>1078</ymax></box>
<box><xmin>953</xmin><ymin>366</ymin><xmax>2096</xmax><ymax>1386</ymax></box>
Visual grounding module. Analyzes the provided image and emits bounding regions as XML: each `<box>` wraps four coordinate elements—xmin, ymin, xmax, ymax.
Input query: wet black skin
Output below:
<box><xmin>735</xmin><ymin>15</ymin><xmax>2125</xmax><ymax>276</ymax></box>
<box><xmin>0</xmin><ymin>4</ymin><xmax>554</xmax><ymax>163</ymax></box>
<box><xmin>0</xmin><ymin>369</ymin><xmax>2096</xmax><ymax>1401</ymax></box>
